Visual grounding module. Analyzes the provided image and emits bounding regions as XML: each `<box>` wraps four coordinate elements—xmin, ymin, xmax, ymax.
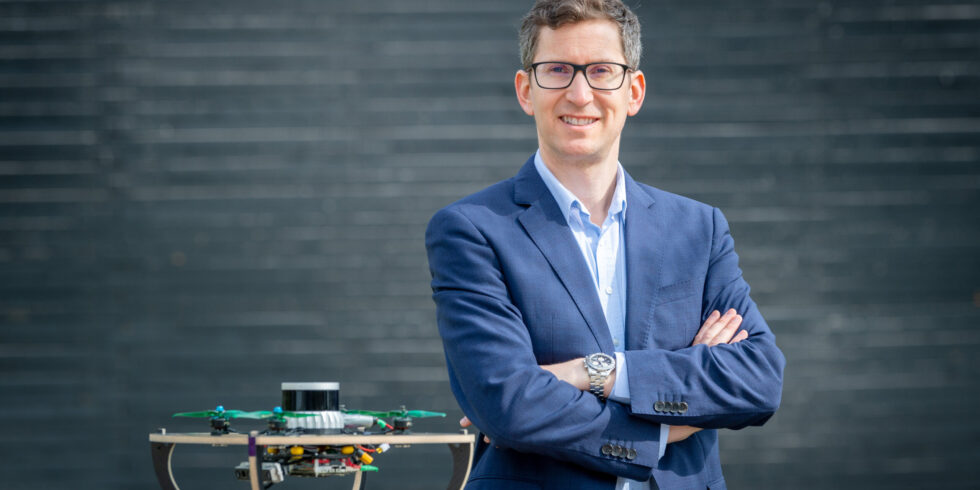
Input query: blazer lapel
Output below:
<box><xmin>513</xmin><ymin>159</ymin><xmax>614</xmax><ymax>354</ymax></box>
<box><xmin>624</xmin><ymin>173</ymin><xmax>665</xmax><ymax>350</ymax></box>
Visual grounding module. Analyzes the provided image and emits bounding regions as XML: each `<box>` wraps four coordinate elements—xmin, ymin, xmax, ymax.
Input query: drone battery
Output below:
<box><xmin>281</xmin><ymin>382</ymin><xmax>339</xmax><ymax>411</ymax></box>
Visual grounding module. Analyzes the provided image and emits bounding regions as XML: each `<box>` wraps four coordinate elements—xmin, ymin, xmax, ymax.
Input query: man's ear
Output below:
<box><xmin>515</xmin><ymin>69</ymin><xmax>534</xmax><ymax>116</ymax></box>
<box><xmin>627</xmin><ymin>70</ymin><xmax>646</xmax><ymax>116</ymax></box>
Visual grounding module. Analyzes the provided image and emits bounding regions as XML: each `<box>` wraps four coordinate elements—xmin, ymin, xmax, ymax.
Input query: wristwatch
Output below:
<box><xmin>584</xmin><ymin>352</ymin><xmax>616</xmax><ymax>400</ymax></box>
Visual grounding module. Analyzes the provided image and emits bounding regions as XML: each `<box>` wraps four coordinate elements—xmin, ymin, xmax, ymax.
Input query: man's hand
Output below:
<box><xmin>540</xmin><ymin>357</ymin><xmax>604</xmax><ymax>394</ymax></box>
<box><xmin>667</xmin><ymin>425</ymin><xmax>703</xmax><ymax>443</ymax></box>
<box><xmin>459</xmin><ymin>416</ymin><xmax>492</xmax><ymax>443</ymax></box>
<box><xmin>691</xmin><ymin>308</ymin><xmax>747</xmax><ymax>346</ymax></box>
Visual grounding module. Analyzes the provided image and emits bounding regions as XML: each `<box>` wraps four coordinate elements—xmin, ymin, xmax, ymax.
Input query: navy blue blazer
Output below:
<box><xmin>425</xmin><ymin>156</ymin><xmax>785</xmax><ymax>490</ymax></box>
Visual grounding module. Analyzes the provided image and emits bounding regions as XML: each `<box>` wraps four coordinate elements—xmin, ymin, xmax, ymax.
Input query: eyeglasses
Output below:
<box><xmin>530</xmin><ymin>61</ymin><xmax>631</xmax><ymax>90</ymax></box>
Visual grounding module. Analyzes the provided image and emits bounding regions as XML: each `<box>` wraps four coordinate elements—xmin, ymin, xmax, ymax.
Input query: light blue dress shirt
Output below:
<box><xmin>534</xmin><ymin>151</ymin><xmax>668</xmax><ymax>490</ymax></box>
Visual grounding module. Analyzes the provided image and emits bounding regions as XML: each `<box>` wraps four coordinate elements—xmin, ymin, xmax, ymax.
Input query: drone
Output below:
<box><xmin>170</xmin><ymin>382</ymin><xmax>446</xmax><ymax>486</ymax></box>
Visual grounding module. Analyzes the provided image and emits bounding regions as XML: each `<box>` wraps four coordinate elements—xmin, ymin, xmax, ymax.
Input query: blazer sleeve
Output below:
<box><xmin>623</xmin><ymin>207</ymin><xmax>786</xmax><ymax>429</ymax></box>
<box><xmin>426</xmin><ymin>206</ymin><xmax>662</xmax><ymax>481</ymax></box>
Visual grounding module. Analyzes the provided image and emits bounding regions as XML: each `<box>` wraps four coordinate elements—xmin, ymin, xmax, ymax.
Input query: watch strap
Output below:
<box><xmin>585</xmin><ymin>355</ymin><xmax>611</xmax><ymax>400</ymax></box>
<box><xmin>588</xmin><ymin>370</ymin><xmax>606</xmax><ymax>398</ymax></box>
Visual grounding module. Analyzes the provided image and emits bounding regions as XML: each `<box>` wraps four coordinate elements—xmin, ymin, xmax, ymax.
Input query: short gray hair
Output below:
<box><xmin>519</xmin><ymin>0</ymin><xmax>642</xmax><ymax>71</ymax></box>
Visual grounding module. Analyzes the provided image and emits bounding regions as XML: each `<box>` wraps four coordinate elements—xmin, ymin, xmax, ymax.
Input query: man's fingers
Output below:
<box><xmin>692</xmin><ymin>309</ymin><xmax>736</xmax><ymax>346</ymax></box>
<box><xmin>691</xmin><ymin>310</ymin><xmax>721</xmax><ymax>345</ymax></box>
<box><xmin>667</xmin><ymin>425</ymin><xmax>703</xmax><ymax>443</ymax></box>
<box><xmin>460</xmin><ymin>416</ymin><xmax>491</xmax><ymax>443</ymax></box>
<box><xmin>730</xmin><ymin>329</ymin><xmax>749</xmax><ymax>344</ymax></box>
<box><xmin>708</xmin><ymin>314</ymin><xmax>742</xmax><ymax>346</ymax></box>
<box><xmin>706</xmin><ymin>309</ymin><xmax>738</xmax><ymax>344</ymax></box>
<box><xmin>703</xmin><ymin>309</ymin><xmax>721</xmax><ymax>326</ymax></box>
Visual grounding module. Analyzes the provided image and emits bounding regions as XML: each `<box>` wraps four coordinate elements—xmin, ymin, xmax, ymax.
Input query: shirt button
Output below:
<box><xmin>613</xmin><ymin>339</ymin><xmax>620</xmax><ymax>346</ymax></box>
<box><xmin>605</xmin><ymin>286</ymin><xmax>613</xmax><ymax>295</ymax></box>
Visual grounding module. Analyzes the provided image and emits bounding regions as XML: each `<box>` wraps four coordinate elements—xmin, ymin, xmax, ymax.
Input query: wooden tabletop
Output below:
<box><xmin>149</xmin><ymin>431</ymin><xmax>475</xmax><ymax>446</ymax></box>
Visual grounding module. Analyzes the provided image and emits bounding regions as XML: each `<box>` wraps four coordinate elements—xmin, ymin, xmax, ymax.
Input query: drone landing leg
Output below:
<box><xmin>447</xmin><ymin>434</ymin><xmax>475</xmax><ymax>490</ymax></box>
<box><xmin>351</xmin><ymin>470</ymin><xmax>364</xmax><ymax>490</ymax></box>
<box><xmin>150</xmin><ymin>442</ymin><xmax>181</xmax><ymax>490</ymax></box>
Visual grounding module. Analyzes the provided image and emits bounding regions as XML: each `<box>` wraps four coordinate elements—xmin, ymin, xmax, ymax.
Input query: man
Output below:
<box><xmin>425</xmin><ymin>1</ymin><xmax>785</xmax><ymax>488</ymax></box>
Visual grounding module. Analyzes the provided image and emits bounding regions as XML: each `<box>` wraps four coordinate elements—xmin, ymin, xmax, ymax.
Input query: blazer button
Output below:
<box><xmin>654</xmin><ymin>401</ymin><xmax>666</xmax><ymax>412</ymax></box>
<box><xmin>678</xmin><ymin>401</ymin><xmax>689</xmax><ymax>413</ymax></box>
<box><xmin>670</xmin><ymin>402</ymin><xmax>680</xmax><ymax>413</ymax></box>
<box><xmin>601</xmin><ymin>444</ymin><xmax>613</xmax><ymax>456</ymax></box>
<box><xmin>612</xmin><ymin>445</ymin><xmax>624</xmax><ymax>457</ymax></box>
<box><xmin>626</xmin><ymin>448</ymin><xmax>637</xmax><ymax>460</ymax></box>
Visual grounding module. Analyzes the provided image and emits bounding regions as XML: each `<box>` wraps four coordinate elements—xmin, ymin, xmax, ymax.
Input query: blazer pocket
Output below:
<box><xmin>655</xmin><ymin>277</ymin><xmax>704</xmax><ymax>305</ymax></box>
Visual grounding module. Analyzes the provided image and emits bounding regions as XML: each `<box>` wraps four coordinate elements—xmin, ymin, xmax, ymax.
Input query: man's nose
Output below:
<box><xmin>564</xmin><ymin>70</ymin><xmax>594</xmax><ymax>105</ymax></box>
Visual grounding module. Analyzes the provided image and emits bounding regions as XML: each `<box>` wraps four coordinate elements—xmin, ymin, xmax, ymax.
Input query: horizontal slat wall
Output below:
<box><xmin>0</xmin><ymin>0</ymin><xmax>977</xmax><ymax>488</ymax></box>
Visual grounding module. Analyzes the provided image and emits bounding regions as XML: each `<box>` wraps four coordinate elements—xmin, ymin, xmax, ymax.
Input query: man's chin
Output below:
<box><xmin>547</xmin><ymin>144</ymin><xmax>607</xmax><ymax>165</ymax></box>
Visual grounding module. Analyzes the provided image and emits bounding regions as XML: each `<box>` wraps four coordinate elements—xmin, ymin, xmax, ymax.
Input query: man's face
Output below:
<box><xmin>516</xmin><ymin>19</ymin><xmax>645</xmax><ymax>167</ymax></box>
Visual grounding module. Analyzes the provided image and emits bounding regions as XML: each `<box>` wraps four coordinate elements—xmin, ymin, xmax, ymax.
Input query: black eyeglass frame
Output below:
<box><xmin>529</xmin><ymin>61</ymin><xmax>633</xmax><ymax>90</ymax></box>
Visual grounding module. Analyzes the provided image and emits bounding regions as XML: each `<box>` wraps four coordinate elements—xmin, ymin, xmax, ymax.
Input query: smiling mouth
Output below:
<box><xmin>561</xmin><ymin>116</ymin><xmax>598</xmax><ymax>126</ymax></box>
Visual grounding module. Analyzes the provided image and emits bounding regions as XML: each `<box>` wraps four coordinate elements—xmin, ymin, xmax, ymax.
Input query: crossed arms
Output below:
<box><xmin>426</xmin><ymin>203</ymin><xmax>785</xmax><ymax>480</ymax></box>
<box><xmin>464</xmin><ymin>308</ymin><xmax>750</xmax><ymax>444</ymax></box>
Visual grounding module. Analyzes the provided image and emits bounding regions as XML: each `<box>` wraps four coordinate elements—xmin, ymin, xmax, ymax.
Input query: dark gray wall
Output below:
<box><xmin>1</xmin><ymin>0</ymin><xmax>978</xmax><ymax>489</ymax></box>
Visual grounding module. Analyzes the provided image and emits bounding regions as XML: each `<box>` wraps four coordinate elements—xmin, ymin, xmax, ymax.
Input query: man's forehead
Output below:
<box><xmin>533</xmin><ymin>19</ymin><xmax>626</xmax><ymax>63</ymax></box>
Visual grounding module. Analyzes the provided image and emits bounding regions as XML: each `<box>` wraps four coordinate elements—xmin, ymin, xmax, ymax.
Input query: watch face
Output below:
<box><xmin>587</xmin><ymin>353</ymin><xmax>615</xmax><ymax>370</ymax></box>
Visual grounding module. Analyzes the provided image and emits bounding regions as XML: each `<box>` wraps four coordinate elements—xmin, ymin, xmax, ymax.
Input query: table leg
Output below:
<box><xmin>446</xmin><ymin>438</ymin><xmax>474</xmax><ymax>490</ymax></box>
<box><xmin>150</xmin><ymin>442</ymin><xmax>180</xmax><ymax>490</ymax></box>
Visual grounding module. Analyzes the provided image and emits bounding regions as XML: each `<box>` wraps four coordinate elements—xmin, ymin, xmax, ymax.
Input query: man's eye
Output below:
<box><xmin>589</xmin><ymin>65</ymin><xmax>613</xmax><ymax>75</ymax></box>
<box><xmin>540</xmin><ymin>64</ymin><xmax>571</xmax><ymax>74</ymax></box>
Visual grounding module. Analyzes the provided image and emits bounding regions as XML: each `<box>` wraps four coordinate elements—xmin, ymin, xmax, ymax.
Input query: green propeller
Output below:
<box><xmin>344</xmin><ymin>408</ymin><xmax>446</xmax><ymax>419</ymax></box>
<box><xmin>173</xmin><ymin>405</ymin><xmax>250</xmax><ymax>419</ymax></box>
<box><xmin>239</xmin><ymin>406</ymin><xmax>319</xmax><ymax>421</ymax></box>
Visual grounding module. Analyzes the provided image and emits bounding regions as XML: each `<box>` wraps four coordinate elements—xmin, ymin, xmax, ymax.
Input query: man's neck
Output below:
<box><xmin>538</xmin><ymin>149</ymin><xmax>619</xmax><ymax>227</ymax></box>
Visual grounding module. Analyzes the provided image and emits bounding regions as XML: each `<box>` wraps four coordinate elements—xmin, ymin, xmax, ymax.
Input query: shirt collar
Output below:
<box><xmin>533</xmin><ymin>149</ymin><xmax>628</xmax><ymax>226</ymax></box>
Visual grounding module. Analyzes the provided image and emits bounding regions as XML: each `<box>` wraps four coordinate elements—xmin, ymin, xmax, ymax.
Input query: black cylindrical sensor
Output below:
<box><xmin>281</xmin><ymin>382</ymin><xmax>339</xmax><ymax>411</ymax></box>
